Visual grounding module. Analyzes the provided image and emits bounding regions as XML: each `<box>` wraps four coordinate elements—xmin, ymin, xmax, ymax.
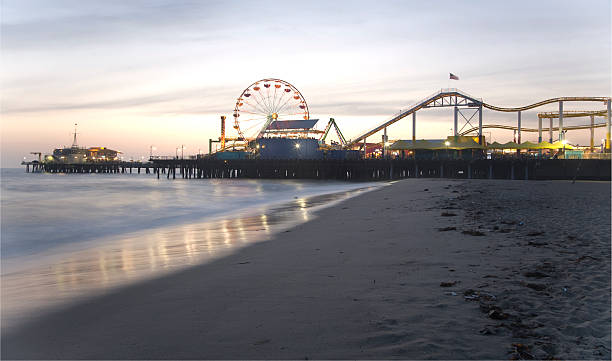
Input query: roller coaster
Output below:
<box><xmin>459</xmin><ymin>110</ymin><xmax>609</xmax><ymax>136</ymax></box>
<box><xmin>345</xmin><ymin>88</ymin><xmax>611</xmax><ymax>150</ymax></box>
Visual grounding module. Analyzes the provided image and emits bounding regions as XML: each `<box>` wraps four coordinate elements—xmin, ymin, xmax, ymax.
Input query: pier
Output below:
<box><xmin>23</xmin><ymin>159</ymin><xmax>611</xmax><ymax>181</ymax></box>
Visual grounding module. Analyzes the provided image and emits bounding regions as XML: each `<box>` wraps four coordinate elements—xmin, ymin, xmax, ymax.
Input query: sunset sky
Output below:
<box><xmin>2</xmin><ymin>0</ymin><xmax>610</xmax><ymax>165</ymax></box>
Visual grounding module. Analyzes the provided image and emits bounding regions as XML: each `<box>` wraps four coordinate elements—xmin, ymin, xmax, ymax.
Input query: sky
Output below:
<box><xmin>1</xmin><ymin>0</ymin><xmax>610</xmax><ymax>165</ymax></box>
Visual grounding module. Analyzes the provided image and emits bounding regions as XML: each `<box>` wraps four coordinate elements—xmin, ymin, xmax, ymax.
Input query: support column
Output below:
<box><xmin>607</xmin><ymin>100</ymin><xmax>611</xmax><ymax>151</ymax></box>
<box><xmin>412</xmin><ymin>112</ymin><xmax>416</xmax><ymax>142</ymax></box>
<box><xmin>538</xmin><ymin>116</ymin><xmax>543</xmax><ymax>157</ymax></box>
<box><xmin>478</xmin><ymin>104</ymin><xmax>483</xmax><ymax>144</ymax></box>
<box><xmin>538</xmin><ymin>116</ymin><xmax>542</xmax><ymax>143</ymax></box>
<box><xmin>517</xmin><ymin>111</ymin><xmax>522</xmax><ymax>144</ymax></box>
<box><xmin>549</xmin><ymin>118</ymin><xmax>553</xmax><ymax>143</ymax></box>
<box><xmin>363</xmin><ymin>137</ymin><xmax>367</xmax><ymax>159</ymax></box>
<box><xmin>590</xmin><ymin>115</ymin><xmax>595</xmax><ymax>152</ymax></box>
<box><xmin>559</xmin><ymin>101</ymin><xmax>564</xmax><ymax>141</ymax></box>
<box><xmin>383</xmin><ymin>127</ymin><xmax>388</xmax><ymax>158</ymax></box>
<box><xmin>453</xmin><ymin>106</ymin><xmax>458</xmax><ymax>136</ymax></box>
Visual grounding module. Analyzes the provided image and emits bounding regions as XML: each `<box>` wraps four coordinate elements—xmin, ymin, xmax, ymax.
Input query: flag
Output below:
<box><xmin>449</xmin><ymin>73</ymin><xmax>459</xmax><ymax>80</ymax></box>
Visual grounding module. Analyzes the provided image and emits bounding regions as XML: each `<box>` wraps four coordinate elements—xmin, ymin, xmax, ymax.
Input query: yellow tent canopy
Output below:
<box><xmin>517</xmin><ymin>141</ymin><xmax>539</xmax><ymax>150</ymax></box>
<box><xmin>549</xmin><ymin>140</ymin><xmax>575</xmax><ymax>150</ymax></box>
<box><xmin>487</xmin><ymin>141</ymin><xmax>504</xmax><ymax>149</ymax></box>
<box><xmin>390</xmin><ymin>136</ymin><xmax>484</xmax><ymax>150</ymax></box>
<box><xmin>498</xmin><ymin>141</ymin><xmax>520</xmax><ymax>149</ymax></box>
<box><xmin>535</xmin><ymin>141</ymin><xmax>553</xmax><ymax>149</ymax></box>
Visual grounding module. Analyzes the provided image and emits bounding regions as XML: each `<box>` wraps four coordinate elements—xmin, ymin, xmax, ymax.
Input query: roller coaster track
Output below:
<box><xmin>483</xmin><ymin>97</ymin><xmax>609</xmax><ymax>112</ymax></box>
<box><xmin>458</xmin><ymin>122</ymin><xmax>608</xmax><ymax>136</ymax></box>
<box><xmin>345</xmin><ymin>88</ymin><xmax>610</xmax><ymax>148</ymax></box>
<box><xmin>537</xmin><ymin>110</ymin><xmax>608</xmax><ymax>118</ymax></box>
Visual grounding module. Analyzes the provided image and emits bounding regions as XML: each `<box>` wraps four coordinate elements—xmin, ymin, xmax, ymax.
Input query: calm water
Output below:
<box><xmin>1</xmin><ymin>168</ymin><xmax>379</xmax><ymax>328</ymax></box>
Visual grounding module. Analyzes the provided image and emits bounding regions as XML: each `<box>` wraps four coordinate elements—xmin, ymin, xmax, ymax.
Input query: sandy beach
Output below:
<box><xmin>2</xmin><ymin>178</ymin><xmax>610</xmax><ymax>359</ymax></box>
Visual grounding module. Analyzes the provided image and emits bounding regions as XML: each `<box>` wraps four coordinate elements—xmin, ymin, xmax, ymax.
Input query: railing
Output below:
<box><xmin>150</xmin><ymin>155</ymin><xmax>200</xmax><ymax>160</ymax></box>
<box><xmin>560</xmin><ymin>153</ymin><xmax>611</xmax><ymax>160</ymax></box>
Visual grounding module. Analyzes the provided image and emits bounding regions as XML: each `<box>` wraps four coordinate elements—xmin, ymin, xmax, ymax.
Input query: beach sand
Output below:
<box><xmin>2</xmin><ymin>179</ymin><xmax>610</xmax><ymax>359</ymax></box>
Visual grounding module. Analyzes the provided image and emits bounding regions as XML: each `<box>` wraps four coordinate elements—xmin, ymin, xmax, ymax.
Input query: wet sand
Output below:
<box><xmin>2</xmin><ymin>179</ymin><xmax>610</xmax><ymax>359</ymax></box>
<box><xmin>1</xmin><ymin>187</ymin><xmax>374</xmax><ymax>330</ymax></box>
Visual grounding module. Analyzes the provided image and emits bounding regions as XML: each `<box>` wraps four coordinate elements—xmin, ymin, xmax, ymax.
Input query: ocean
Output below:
<box><xmin>1</xmin><ymin>168</ymin><xmax>379</xmax><ymax>328</ymax></box>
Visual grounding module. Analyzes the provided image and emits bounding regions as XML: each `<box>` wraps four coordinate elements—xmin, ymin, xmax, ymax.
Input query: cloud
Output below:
<box><xmin>1</xmin><ymin>86</ymin><xmax>233</xmax><ymax>114</ymax></box>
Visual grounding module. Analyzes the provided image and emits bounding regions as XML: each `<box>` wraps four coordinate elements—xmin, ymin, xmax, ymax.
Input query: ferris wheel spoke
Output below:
<box><xmin>275</xmin><ymin>95</ymin><xmax>295</xmax><ymax>115</ymax></box>
<box><xmin>266</xmin><ymin>86</ymin><xmax>274</xmax><ymax>112</ymax></box>
<box><xmin>243</xmin><ymin>121</ymin><xmax>268</xmax><ymax>133</ymax></box>
<box><xmin>275</xmin><ymin>98</ymin><xmax>298</xmax><ymax>117</ymax></box>
<box><xmin>272</xmin><ymin>90</ymin><xmax>288</xmax><ymax>111</ymax></box>
<box><xmin>264</xmin><ymin>89</ymin><xmax>276</xmax><ymax>113</ymax></box>
<box><xmin>255</xmin><ymin>90</ymin><xmax>269</xmax><ymax>113</ymax></box>
<box><xmin>243</xmin><ymin>99</ymin><xmax>269</xmax><ymax>115</ymax></box>
<box><xmin>243</xmin><ymin>123</ymin><xmax>269</xmax><ymax>138</ymax></box>
<box><xmin>252</xmin><ymin>92</ymin><xmax>271</xmax><ymax>114</ymax></box>
<box><xmin>262</xmin><ymin>93</ymin><xmax>275</xmax><ymax>114</ymax></box>
<box><xmin>271</xmin><ymin>85</ymin><xmax>280</xmax><ymax>112</ymax></box>
<box><xmin>238</xmin><ymin>110</ymin><xmax>269</xmax><ymax>117</ymax></box>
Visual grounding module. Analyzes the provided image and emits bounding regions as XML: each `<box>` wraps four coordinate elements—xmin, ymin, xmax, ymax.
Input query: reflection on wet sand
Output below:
<box><xmin>1</xmin><ymin>188</ymin><xmax>371</xmax><ymax>328</ymax></box>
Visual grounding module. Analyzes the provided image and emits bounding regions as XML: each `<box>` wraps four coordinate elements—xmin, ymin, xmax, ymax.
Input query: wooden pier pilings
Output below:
<box><xmin>25</xmin><ymin>159</ymin><xmax>610</xmax><ymax>181</ymax></box>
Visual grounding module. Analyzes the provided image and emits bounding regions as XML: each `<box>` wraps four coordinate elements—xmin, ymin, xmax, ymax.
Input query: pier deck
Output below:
<box><xmin>23</xmin><ymin>159</ymin><xmax>611</xmax><ymax>181</ymax></box>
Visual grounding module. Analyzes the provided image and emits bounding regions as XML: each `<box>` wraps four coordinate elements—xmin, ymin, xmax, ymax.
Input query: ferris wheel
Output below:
<box><xmin>232</xmin><ymin>78</ymin><xmax>309</xmax><ymax>140</ymax></box>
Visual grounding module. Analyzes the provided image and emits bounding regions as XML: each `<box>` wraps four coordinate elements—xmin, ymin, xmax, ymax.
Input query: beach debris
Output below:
<box><xmin>523</xmin><ymin>282</ymin><xmax>547</xmax><ymax>291</ymax></box>
<box><xmin>518</xmin><ymin>221</ymin><xmax>524</xmax><ymax>226</ymax></box>
<box><xmin>462</xmin><ymin>229</ymin><xmax>486</xmax><ymax>236</ymax></box>
<box><xmin>423</xmin><ymin>188</ymin><xmax>429</xmax><ymax>191</ymax></box>
<box><xmin>510</xmin><ymin>343</ymin><xmax>535</xmax><ymax>360</ymax></box>
<box><xmin>479</xmin><ymin>326</ymin><xmax>500</xmax><ymax>335</ymax></box>
<box><xmin>523</xmin><ymin>271</ymin><xmax>549</xmax><ymax>278</ymax></box>
<box><xmin>527</xmin><ymin>241</ymin><xmax>548</xmax><ymax>246</ymax></box>
<box><xmin>440</xmin><ymin>281</ymin><xmax>458</xmax><ymax>287</ymax></box>
<box><xmin>253</xmin><ymin>339</ymin><xmax>271</xmax><ymax>346</ymax></box>
<box><xmin>441</xmin><ymin>212</ymin><xmax>457</xmax><ymax>217</ymax></box>
<box><xmin>574</xmin><ymin>255</ymin><xmax>599</xmax><ymax>263</ymax></box>
<box><xmin>464</xmin><ymin>291</ymin><xmax>480</xmax><ymax>301</ymax></box>
<box><xmin>488</xmin><ymin>308</ymin><xmax>509</xmax><ymax>320</ymax></box>
<box><xmin>445</xmin><ymin>291</ymin><xmax>458</xmax><ymax>296</ymax></box>
<box><xmin>437</xmin><ymin>226</ymin><xmax>457</xmax><ymax>232</ymax></box>
<box><xmin>463</xmin><ymin>289</ymin><xmax>496</xmax><ymax>301</ymax></box>
<box><xmin>237</xmin><ymin>261</ymin><xmax>251</xmax><ymax>265</ymax></box>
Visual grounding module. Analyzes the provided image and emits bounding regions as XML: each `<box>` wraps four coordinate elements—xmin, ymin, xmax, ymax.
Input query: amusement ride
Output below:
<box><xmin>211</xmin><ymin>79</ymin><xmax>611</xmax><ymax>156</ymax></box>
